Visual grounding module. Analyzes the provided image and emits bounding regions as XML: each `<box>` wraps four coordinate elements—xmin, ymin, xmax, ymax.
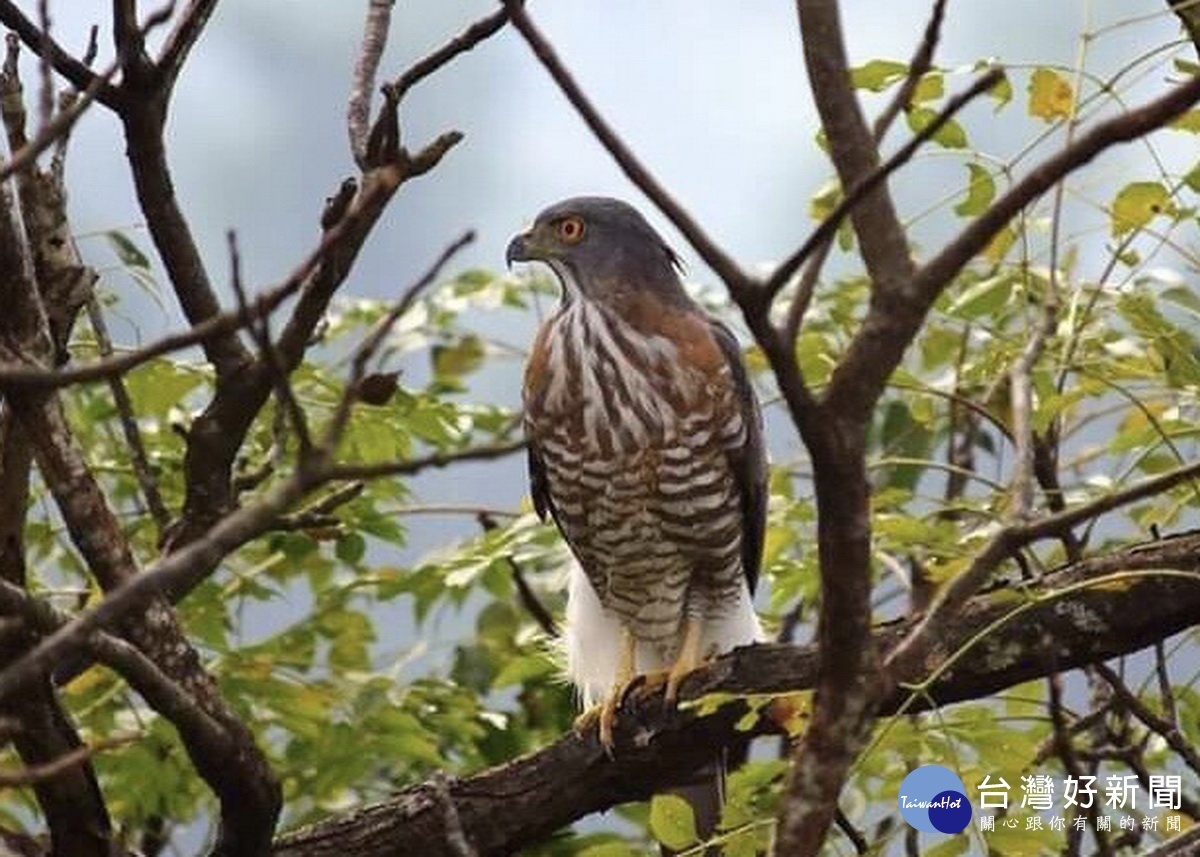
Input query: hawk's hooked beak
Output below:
<box><xmin>505</xmin><ymin>228</ymin><xmax>542</xmax><ymax>269</ymax></box>
<box><xmin>505</xmin><ymin>234</ymin><xmax>528</xmax><ymax>269</ymax></box>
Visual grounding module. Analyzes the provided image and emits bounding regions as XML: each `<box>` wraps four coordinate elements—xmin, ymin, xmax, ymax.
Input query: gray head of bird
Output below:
<box><xmin>505</xmin><ymin>196</ymin><xmax>686</xmax><ymax>306</ymax></box>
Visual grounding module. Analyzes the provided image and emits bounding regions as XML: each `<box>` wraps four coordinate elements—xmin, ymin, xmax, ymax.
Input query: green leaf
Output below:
<box><xmin>849</xmin><ymin>59</ymin><xmax>908</xmax><ymax>92</ymax></box>
<box><xmin>808</xmin><ymin>179</ymin><xmax>841</xmax><ymax>222</ymax></box>
<box><xmin>433</xmin><ymin>334</ymin><xmax>485</xmax><ymax>380</ymax></box>
<box><xmin>948</xmin><ymin>275</ymin><xmax>1012</xmax><ymax>319</ymax></box>
<box><xmin>912</xmin><ymin>71</ymin><xmax>944</xmax><ymax>103</ymax></box>
<box><xmin>105</xmin><ymin>230</ymin><xmax>151</xmax><ymax>271</ymax></box>
<box><xmin>1027</xmin><ymin>67</ymin><xmax>1074</xmax><ymax>122</ymax></box>
<box><xmin>1172</xmin><ymin>110</ymin><xmax>1200</xmax><ymax>133</ymax></box>
<box><xmin>649</xmin><ymin>794</ymin><xmax>700</xmax><ymax>851</ymax></box>
<box><xmin>905</xmin><ymin>107</ymin><xmax>967</xmax><ymax>149</ymax></box>
<box><xmin>123</xmin><ymin>359</ymin><xmax>203</xmax><ymax>419</ymax></box>
<box><xmin>987</xmin><ymin>73</ymin><xmax>1013</xmax><ymax>111</ymax></box>
<box><xmin>1176</xmin><ymin>58</ymin><xmax>1200</xmax><ymax>76</ymax></box>
<box><xmin>926</xmin><ymin>837</ymin><xmax>970</xmax><ymax>857</ymax></box>
<box><xmin>1110</xmin><ymin>181</ymin><xmax>1171</xmax><ymax>236</ymax></box>
<box><xmin>578</xmin><ymin>843</ymin><xmax>639</xmax><ymax>857</ymax></box>
<box><xmin>1184</xmin><ymin>161</ymin><xmax>1200</xmax><ymax>194</ymax></box>
<box><xmin>954</xmin><ymin>163</ymin><xmax>996</xmax><ymax>217</ymax></box>
<box><xmin>335</xmin><ymin>532</ymin><xmax>367</xmax><ymax>565</ymax></box>
<box><xmin>1117</xmin><ymin>289</ymin><xmax>1200</xmax><ymax>387</ymax></box>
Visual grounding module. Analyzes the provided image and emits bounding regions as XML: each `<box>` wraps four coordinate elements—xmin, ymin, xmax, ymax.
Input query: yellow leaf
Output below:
<box><xmin>1028</xmin><ymin>68</ymin><xmax>1074</xmax><ymax>122</ymax></box>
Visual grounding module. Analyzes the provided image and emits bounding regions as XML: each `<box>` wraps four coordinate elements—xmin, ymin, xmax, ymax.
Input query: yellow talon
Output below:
<box><xmin>665</xmin><ymin>617</ymin><xmax>704</xmax><ymax>703</ymax></box>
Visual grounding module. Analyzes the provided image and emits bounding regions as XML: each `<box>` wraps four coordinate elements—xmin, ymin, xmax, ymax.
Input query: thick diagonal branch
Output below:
<box><xmin>273</xmin><ymin>535</ymin><xmax>1200</xmax><ymax>856</ymax></box>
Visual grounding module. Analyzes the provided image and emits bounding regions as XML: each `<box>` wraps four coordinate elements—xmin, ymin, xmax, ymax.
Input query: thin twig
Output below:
<box><xmin>325</xmin><ymin>437</ymin><xmax>527</xmax><ymax>483</ymax></box>
<box><xmin>780</xmin><ymin>0</ymin><xmax>949</xmax><ymax>343</ymax></box>
<box><xmin>0</xmin><ymin>52</ymin><xmax>119</xmax><ymax>183</ymax></box>
<box><xmin>873</xmin><ymin>0</ymin><xmax>947</xmax><ymax>140</ymax></box>
<box><xmin>323</xmin><ymin>230</ymin><xmax>474</xmax><ymax>449</ymax></box>
<box><xmin>35</xmin><ymin>0</ymin><xmax>51</xmax><ymax>130</ymax></box>
<box><xmin>1154</xmin><ymin>641</ymin><xmax>1178</xmax><ymax>727</ymax></box>
<box><xmin>389</xmin><ymin>6</ymin><xmax>511</xmax><ymax>100</ymax></box>
<box><xmin>0</xmin><ymin>0</ymin><xmax>117</xmax><ymax>107</ymax></box>
<box><xmin>349</xmin><ymin>0</ymin><xmax>395</xmax><ymax>167</ymax></box>
<box><xmin>227</xmin><ymin>230</ymin><xmax>313</xmax><ymax>456</ymax></box>
<box><xmin>0</xmin><ymin>178</ymin><xmax>393</xmax><ymax>389</ymax></box>
<box><xmin>86</xmin><ymin>297</ymin><xmax>171</xmax><ymax>533</ymax></box>
<box><xmin>478</xmin><ymin>513</ymin><xmax>557</xmax><ymax>638</ymax></box>
<box><xmin>766</xmin><ymin>68</ymin><xmax>1005</xmax><ymax>301</ymax></box>
<box><xmin>1094</xmin><ymin>661</ymin><xmax>1200</xmax><ymax>778</ymax></box>
<box><xmin>156</xmin><ymin>0</ymin><xmax>219</xmax><ymax>93</ymax></box>
<box><xmin>431</xmin><ymin>770</ymin><xmax>477</xmax><ymax>857</ymax></box>
<box><xmin>0</xmin><ymin>733</ymin><xmax>139</xmax><ymax>788</ymax></box>
<box><xmin>503</xmin><ymin>0</ymin><xmax>752</xmax><ymax>298</ymax></box>
<box><xmin>1008</xmin><ymin>287</ymin><xmax>1058</xmax><ymax>519</ymax></box>
<box><xmin>886</xmin><ymin>456</ymin><xmax>1200</xmax><ymax>680</ymax></box>
<box><xmin>275</xmin><ymin>482</ymin><xmax>364</xmax><ymax>531</ymax></box>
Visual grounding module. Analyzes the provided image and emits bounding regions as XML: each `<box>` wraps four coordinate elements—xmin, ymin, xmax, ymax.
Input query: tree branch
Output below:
<box><xmin>85</xmin><ymin>297</ymin><xmax>171</xmax><ymax>534</ymax></box>
<box><xmin>0</xmin><ymin>180</ymin><xmax>392</xmax><ymax>390</ymax></box>
<box><xmin>764</xmin><ymin>68</ymin><xmax>1004</xmax><ymax>302</ymax></box>
<box><xmin>793</xmin><ymin>0</ymin><xmax>915</xmax><ymax>298</ymax></box>
<box><xmin>155</xmin><ymin>0</ymin><xmax>219</xmax><ymax>93</ymax></box>
<box><xmin>886</xmin><ymin>456</ymin><xmax>1200</xmax><ymax>682</ymax></box>
<box><xmin>872</xmin><ymin>0</ymin><xmax>947</xmax><ymax>140</ymax></box>
<box><xmin>389</xmin><ymin>5</ymin><xmax>512</xmax><ymax>101</ymax></box>
<box><xmin>0</xmin><ymin>734</ymin><xmax>137</xmax><ymax>788</ymax></box>
<box><xmin>273</xmin><ymin>534</ymin><xmax>1200</xmax><ymax>856</ymax></box>
<box><xmin>823</xmin><ymin>65</ymin><xmax>1200</xmax><ymax>428</ymax></box>
<box><xmin>502</xmin><ymin>0</ymin><xmax>754</xmax><ymax>299</ymax></box>
<box><xmin>349</xmin><ymin>0</ymin><xmax>395</xmax><ymax>167</ymax></box>
<box><xmin>0</xmin><ymin>1</ymin><xmax>118</xmax><ymax>107</ymax></box>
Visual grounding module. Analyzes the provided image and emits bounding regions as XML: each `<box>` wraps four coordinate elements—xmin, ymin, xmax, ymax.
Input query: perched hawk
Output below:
<box><xmin>508</xmin><ymin>197</ymin><xmax>766</xmax><ymax>758</ymax></box>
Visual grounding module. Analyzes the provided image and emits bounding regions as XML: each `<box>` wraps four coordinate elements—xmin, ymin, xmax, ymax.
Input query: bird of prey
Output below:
<box><xmin>508</xmin><ymin>197</ymin><xmax>766</xmax><ymax>758</ymax></box>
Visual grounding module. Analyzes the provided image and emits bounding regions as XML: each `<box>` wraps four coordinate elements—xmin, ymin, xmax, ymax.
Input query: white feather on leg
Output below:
<box><xmin>564</xmin><ymin>561</ymin><xmax>763</xmax><ymax>709</ymax></box>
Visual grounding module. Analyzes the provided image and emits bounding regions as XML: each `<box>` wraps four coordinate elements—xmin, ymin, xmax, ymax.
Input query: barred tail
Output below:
<box><xmin>664</xmin><ymin>752</ymin><xmax>726</xmax><ymax>857</ymax></box>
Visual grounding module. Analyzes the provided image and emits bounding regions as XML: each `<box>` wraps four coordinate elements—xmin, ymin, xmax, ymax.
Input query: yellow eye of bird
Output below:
<box><xmin>557</xmin><ymin>216</ymin><xmax>585</xmax><ymax>244</ymax></box>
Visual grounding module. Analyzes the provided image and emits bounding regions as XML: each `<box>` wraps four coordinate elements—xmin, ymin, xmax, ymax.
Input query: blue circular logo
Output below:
<box><xmin>898</xmin><ymin>765</ymin><xmax>972</xmax><ymax>834</ymax></box>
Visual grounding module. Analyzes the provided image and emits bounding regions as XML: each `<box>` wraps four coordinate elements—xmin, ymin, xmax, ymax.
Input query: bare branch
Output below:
<box><xmin>824</xmin><ymin>68</ymin><xmax>1200</xmax><ymax>429</ymax></box>
<box><xmin>227</xmin><ymin>230</ymin><xmax>314</xmax><ymax>456</ymax></box>
<box><xmin>503</xmin><ymin>0</ymin><xmax>753</xmax><ymax>299</ymax></box>
<box><xmin>118</xmin><ymin>12</ymin><xmax>250</xmax><ymax>378</ymax></box>
<box><xmin>156</xmin><ymin>0</ymin><xmax>218</xmax><ymax>92</ymax></box>
<box><xmin>793</xmin><ymin>0</ymin><xmax>915</xmax><ymax>299</ymax></box>
<box><xmin>323</xmin><ymin>230</ymin><xmax>475</xmax><ymax>449</ymax></box>
<box><xmin>1008</xmin><ymin>290</ymin><xmax>1059</xmax><ymax>519</ymax></box>
<box><xmin>86</xmin><ymin>297</ymin><xmax>171</xmax><ymax>535</ymax></box>
<box><xmin>389</xmin><ymin>5</ymin><xmax>511</xmax><ymax>101</ymax></box>
<box><xmin>35</xmin><ymin>75</ymin><xmax>109</xmax><ymax>180</ymax></box>
<box><xmin>765</xmin><ymin>68</ymin><xmax>1004</xmax><ymax>302</ymax></box>
<box><xmin>0</xmin><ymin>1</ymin><xmax>118</xmax><ymax>107</ymax></box>
<box><xmin>873</xmin><ymin>0</ymin><xmax>947</xmax><ymax>140</ymax></box>
<box><xmin>1093</xmin><ymin>661</ymin><xmax>1200</xmax><ymax>779</ymax></box>
<box><xmin>0</xmin><ymin>179</ymin><xmax>391</xmax><ymax>390</ymax></box>
<box><xmin>349</xmin><ymin>0</ymin><xmax>395</xmax><ymax>168</ymax></box>
<box><xmin>886</xmin><ymin>456</ymin><xmax>1200</xmax><ymax>681</ymax></box>
<box><xmin>0</xmin><ymin>734</ymin><xmax>137</xmax><ymax>788</ymax></box>
<box><xmin>275</xmin><ymin>537</ymin><xmax>1200</xmax><ymax>856</ymax></box>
